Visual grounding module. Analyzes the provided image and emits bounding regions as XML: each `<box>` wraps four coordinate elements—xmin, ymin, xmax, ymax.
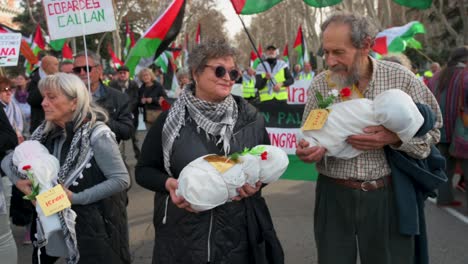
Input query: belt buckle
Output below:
<box><xmin>360</xmin><ymin>180</ymin><xmax>378</xmax><ymax>191</ymax></box>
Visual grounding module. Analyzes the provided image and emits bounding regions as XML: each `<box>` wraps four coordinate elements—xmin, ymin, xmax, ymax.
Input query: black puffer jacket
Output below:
<box><xmin>42</xmin><ymin>124</ymin><xmax>130</xmax><ymax>264</ymax></box>
<box><xmin>136</xmin><ymin>96</ymin><xmax>283</xmax><ymax>264</ymax></box>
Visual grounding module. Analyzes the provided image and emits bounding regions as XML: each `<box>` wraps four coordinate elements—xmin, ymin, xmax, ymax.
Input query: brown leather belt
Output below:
<box><xmin>331</xmin><ymin>175</ymin><xmax>392</xmax><ymax>191</ymax></box>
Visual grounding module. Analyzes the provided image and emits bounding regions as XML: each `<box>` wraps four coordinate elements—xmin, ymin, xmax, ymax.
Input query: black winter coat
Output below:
<box><xmin>27</xmin><ymin>69</ymin><xmax>44</xmax><ymax>133</ymax></box>
<box><xmin>136</xmin><ymin>96</ymin><xmax>284</xmax><ymax>264</ymax></box>
<box><xmin>94</xmin><ymin>84</ymin><xmax>134</xmax><ymax>142</ymax></box>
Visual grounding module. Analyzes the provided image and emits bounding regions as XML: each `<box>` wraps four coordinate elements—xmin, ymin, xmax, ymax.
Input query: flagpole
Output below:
<box><xmin>236</xmin><ymin>14</ymin><xmax>275</xmax><ymax>85</ymax></box>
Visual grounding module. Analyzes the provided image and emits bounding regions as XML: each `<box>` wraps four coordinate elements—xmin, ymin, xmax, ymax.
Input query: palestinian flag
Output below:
<box><xmin>25</xmin><ymin>25</ymin><xmax>46</xmax><ymax>75</ymax></box>
<box><xmin>123</xmin><ymin>19</ymin><xmax>136</xmax><ymax>59</ymax></box>
<box><xmin>282</xmin><ymin>44</ymin><xmax>289</xmax><ymax>66</ymax></box>
<box><xmin>303</xmin><ymin>0</ymin><xmax>342</xmax><ymax>7</ymax></box>
<box><xmin>62</xmin><ymin>41</ymin><xmax>73</xmax><ymax>60</ymax></box>
<box><xmin>231</xmin><ymin>0</ymin><xmax>283</xmax><ymax>15</ymax></box>
<box><xmin>0</xmin><ymin>24</ymin><xmax>38</xmax><ymax>66</ymax></box>
<box><xmin>125</xmin><ymin>0</ymin><xmax>186</xmax><ymax>76</ymax></box>
<box><xmin>195</xmin><ymin>23</ymin><xmax>201</xmax><ymax>45</ymax></box>
<box><xmin>392</xmin><ymin>0</ymin><xmax>432</xmax><ymax>9</ymax></box>
<box><xmin>49</xmin><ymin>38</ymin><xmax>67</xmax><ymax>52</ymax></box>
<box><xmin>252</xmin><ymin>44</ymin><xmax>262</xmax><ymax>69</ymax></box>
<box><xmin>108</xmin><ymin>44</ymin><xmax>124</xmax><ymax>69</ymax></box>
<box><xmin>372</xmin><ymin>21</ymin><xmax>425</xmax><ymax>55</ymax></box>
<box><xmin>250</xmin><ymin>51</ymin><xmax>257</xmax><ymax>68</ymax></box>
<box><xmin>294</xmin><ymin>25</ymin><xmax>309</xmax><ymax>67</ymax></box>
<box><xmin>155</xmin><ymin>51</ymin><xmax>171</xmax><ymax>73</ymax></box>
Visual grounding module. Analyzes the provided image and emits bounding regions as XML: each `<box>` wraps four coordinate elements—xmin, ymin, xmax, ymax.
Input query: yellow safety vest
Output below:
<box><xmin>258</xmin><ymin>68</ymin><xmax>288</xmax><ymax>102</ymax></box>
<box><xmin>299</xmin><ymin>72</ymin><xmax>313</xmax><ymax>80</ymax></box>
<box><xmin>424</xmin><ymin>70</ymin><xmax>433</xmax><ymax>78</ymax></box>
<box><xmin>242</xmin><ymin>78</ymin><xmax>256</xmax><ymax>98</ymax></box>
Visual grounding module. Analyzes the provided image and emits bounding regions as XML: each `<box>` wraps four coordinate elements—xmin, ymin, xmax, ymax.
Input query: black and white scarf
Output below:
<box><xmin>162</xmin><ymin>85</ymin><xmax>238</xmax><ymax>176</ymax></box>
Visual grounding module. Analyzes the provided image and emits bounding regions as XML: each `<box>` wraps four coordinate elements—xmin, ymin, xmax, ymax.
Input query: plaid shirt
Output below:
<box><xmin>302</xmin><ymin>58</ymin><xmax>442</xmax><ymax>180</ymax></box>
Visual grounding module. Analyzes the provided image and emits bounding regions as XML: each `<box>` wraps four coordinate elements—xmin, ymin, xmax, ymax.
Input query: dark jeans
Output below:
<box><xmin>314</xmin><ymin>175</ymin><xmax>414</xmax><ymax>264</ymax></box>
<box><xmin>436</xmin><ymin>143</ymin><xmax>468</xmax><ymax>205</ymax></box>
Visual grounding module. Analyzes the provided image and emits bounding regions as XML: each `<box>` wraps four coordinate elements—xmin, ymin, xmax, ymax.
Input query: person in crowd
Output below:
<box><xmin>299</xmin><ymin>62</ymin><xmax>315</xmax><ymax>80</ymax></box>
<box><xmin>137</xmin><ymin>68</ymin><xmax>167</xmax><ymax>127</ymax></box>
<box><xmin>242</xmin><ymin>66</ymin><xmax>257</xmax><ymax>102</ymax></box>
<box><xmin>59</xmin><ymin>60</ymin><xmax>74</xmax><ymax>74</ymax></box>
<box><xmin>292</xmin><ymin>63</ymin><xmax>302</xmax><ymax>80</ymax></box>
<box><xmin>2</xmin><ymin>73</ymin><xmax>131</xmax><ymax>263</ymax></box>
<box><xmin>296</xmin><ymin>12</ymin><xmax>441</xmax><ymax>264</ymax></box>
<box><xmin>12</xmin><ymin>73</ymin><xmax>31</xmax><ymax>137</ymax></box>
<box><xmin>0</xmin><ymin>81</ymin><xmax>18</xmax><ymax>263</ymax></box>
<box><xmin>110</xmin><ymin>65</ymin><xmax>141</xmax><ymax>159</ymax></box>
<box><xmin>27</xmin><ymin>55</ymin><xmax>59</xmax><ymax>134</ymax></box>
<box><xmin>135</xmin><ymin>39</ymin><xmax>283</xmax><ymax>263</ymax></box>
<box><xmin>381</xmin><ymin>53</ymin><xmax>412</xmax><ymax>70</ymax></box>
<box><xmin>430</xmin><ymin>62</ymin><xmax>441</xmax><ymax>75</ymax></box>
<box><xmin>255</xmin><ymin>45</ymin><xmax>294</xmax><ymax>102</ymax></box>
<box><xmin>73</xmin><ymin>51</ymin><xmax>133</xmax><ymax>143</ymax></box>
<box><xmin>428</xmin><ymin>46</ymin><xmax>468</xmax><ymax>209</ymax></box>
<box><xmin>1</xmin><ymin>77</ymin><xmax>24</xmax><ymax>144</ymax></box>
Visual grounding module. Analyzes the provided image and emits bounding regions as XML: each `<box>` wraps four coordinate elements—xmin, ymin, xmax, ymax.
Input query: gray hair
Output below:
<box><xmin>38</xmin><ymin>73</ymin><xmax>108</xmax><ymax>133</ymax></box>
<box><xmin>187</xmin><ymin>38</ymin><xmax>239</xmax><ymax>80</ymax></box>
<box><xmin>75</xmin><ymin>51</ymin><xmax>101</xmax><ymax>66</ymax></box>
<box><xmin>138</xmin><ymin>68</ymin><xmax>156</xmax><ymax>82</ymax></box>
<box><xmin>320</xmin><ymin>12</ymin><xmax>378</xmax><ymax>49</ymax></box>
<box><xmin>381</xmin><ymin>53</ymin><xmax>412</xmax><ymax>70</ymax></box>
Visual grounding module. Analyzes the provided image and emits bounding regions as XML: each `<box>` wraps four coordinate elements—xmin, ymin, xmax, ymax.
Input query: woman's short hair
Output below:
<box><xmin>137</xmin><ymin>68</ymin><xmax>156</xmax><ymax>82</ymax></box>
<box><xmin>38</xmin><ymin>73</ymin><xmax>108</xmax><ymax>133</ymax></box>
<box><xmin>320</xmin><ymin>12</ymin><xmax>378</xmax><ymax>49</ymax></box>
<box><xmin>381</xmin><ymin>53</ymin><xmax>412</xmax><ymax>70</ymax></box>
<box><xmin>0</xmin><ymin>76</ymin><xmax>11</xmax><ymax>90</ymax></box>
<box><xmin>187</xmin><ymin>38</ymin><xmax>239</xmax><ymax>80</ymax></box>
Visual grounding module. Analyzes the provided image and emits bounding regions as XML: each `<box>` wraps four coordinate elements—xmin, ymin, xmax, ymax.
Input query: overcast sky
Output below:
<box><xmin>214</xmin><ymin>0</ymin><xmax>252</xmax><ymax>39</ymax></box>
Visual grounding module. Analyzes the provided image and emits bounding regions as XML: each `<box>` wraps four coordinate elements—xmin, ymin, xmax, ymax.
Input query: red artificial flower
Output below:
<box><xmin>340</xmin><ymin>87</ymin><xmax>352</xmax><ymax>97</ymax></box>
<box><xmin>22</xmin><ymin>165</ymin><xmax>31</xmax><ymax>170</ymax></box>
<box><xmin>261</xmin><ymin>151</ymin><xmax>268</xmax><ymax>160</ymax></box>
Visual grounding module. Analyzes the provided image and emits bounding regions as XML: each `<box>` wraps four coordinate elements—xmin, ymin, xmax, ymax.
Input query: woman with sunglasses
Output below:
<box><xmin>136</xmin><ymin>39</ymin><xmax>284</xmax><ymax>264</ymax></box>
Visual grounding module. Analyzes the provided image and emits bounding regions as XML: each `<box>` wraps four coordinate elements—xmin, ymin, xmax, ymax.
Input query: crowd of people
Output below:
<box><xmin>0</xmin><ymin>10</ymin><xmax>466</xmax><ymax>264</ymax></box>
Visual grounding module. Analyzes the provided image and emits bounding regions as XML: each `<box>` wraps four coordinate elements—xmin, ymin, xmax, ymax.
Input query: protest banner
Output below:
<box><xmin>43</xmin><ymin>0</ymin><xmax>116</xmax><ymax>40</ymax></box>
<box><xmin>0</xmin><ymin>33</ymin><xmax>22</xmax><ymax>66</ymax></box>
<box><xmin>254</xmin><ymin>100</ymin><xmax>318</xmax><ymax>181</ymax></box>
<box><xmin>287</xmin><ymin>78</ymin><xmax>312</xmax><ymax>104</ymax></box>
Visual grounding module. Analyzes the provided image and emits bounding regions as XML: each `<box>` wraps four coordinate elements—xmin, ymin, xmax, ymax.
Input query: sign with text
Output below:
<box><xmin>266</xmin><ymin>127</ymin><xmax>300</xmax><ymax>155</ymax></box>
<box><xmin>43</xmin><ymin>0</ymin><xmax>117</xmax><ymax>40</ymax></box>
<box><xmin>287</xmin><ymin>79</ymin><xmax>313</xmax><ymax>105</ymax></box>
<box><xmin>36</xmin><ymin>185</ymin><xmax>71</xmax><ymax>216</ymax></box>
<box><xmin>0</xmin><ymin>33</ymin><xmax>21</xmax><ymax>66</ymax></box>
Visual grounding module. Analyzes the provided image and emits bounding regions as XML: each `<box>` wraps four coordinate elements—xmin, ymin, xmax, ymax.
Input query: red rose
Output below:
<box><xmin>22</xmin><ymin>165</ymin><xmax>31</xmax><ymax>170</ymax></box>
<box><xmin>261</xmin><ymin>151</ymin><xmax>268</xmax><ymax>160</ymax></box>
<box><xmin>160</xmin><ymin>99</ymin><xmax>171</xmax><ymax>111</ymax></box>
<box><xmin>340</xmin><ymin>87</ymin><xmax>352</xmax><ymax>97</ymax></box>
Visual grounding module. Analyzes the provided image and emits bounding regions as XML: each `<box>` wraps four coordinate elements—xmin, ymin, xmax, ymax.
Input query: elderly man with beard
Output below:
<box><xmin>296</xmin><ymin>12</ymin><xmax>442</xmax><ymax>264</ymax></box>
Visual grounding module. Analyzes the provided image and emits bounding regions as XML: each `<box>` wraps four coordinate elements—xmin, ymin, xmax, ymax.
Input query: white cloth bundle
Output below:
<box><xmin>176</xmin><ymin>145</ymin><xmax>289</xmax><ymax>212</ymax></box>
<box><xmin>301</xmin><ymin>89</ymin><xmax>424</xmax><ymax>159</ymax></box>
<box><xmin>12</xmin><ymin>140</ymin><xmax>62</xmax><ymax>240</ymax></box>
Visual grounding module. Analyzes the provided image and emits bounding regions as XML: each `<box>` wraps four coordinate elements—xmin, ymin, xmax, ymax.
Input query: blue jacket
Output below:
<box><xmin>385</xmin><ymin>103</ymin><xmax>447</xmax><ymax>264</ymax></box>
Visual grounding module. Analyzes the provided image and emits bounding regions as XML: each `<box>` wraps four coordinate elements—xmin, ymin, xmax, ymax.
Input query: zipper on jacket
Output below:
<box><xmin>162</xmin><ymin>195</ymin><xmax>169</xmax><ymax>224</ymax></box>
<box><xmin>207</xmin><ymin>211</ymin><xmax>214</xmax><ymax>262</ymax></box>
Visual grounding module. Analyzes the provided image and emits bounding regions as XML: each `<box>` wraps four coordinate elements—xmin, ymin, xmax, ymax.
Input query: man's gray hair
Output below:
<box><xmin>320</xmin><ymin>12</ymin><xmax>378</xmax><ymax>49</ymax></box>
<box><xmin>75</xmin><ymin>50</ymin><xmax>101</xmax><ymax>65</ymax></box>
<box><xmin>187</xmin><ymin>38</ymin><xmax>239</xmax><ymax>80</ymax></box>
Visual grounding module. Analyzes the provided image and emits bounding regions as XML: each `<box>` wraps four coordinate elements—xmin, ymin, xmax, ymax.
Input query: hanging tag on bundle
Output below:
<box><xmin>204</xmin><ymin>155</ymin><xmax>238</xmax><ymax>174</ymax></box>
<box><xmin>36</xmin><ymin>185</ymin><xmax>71</xmax><ymax>216</ymax></box>
<box><xmin>302</xmin><ymin>109</ymin><xmax>329</xmax><ymax>131</ymax></box>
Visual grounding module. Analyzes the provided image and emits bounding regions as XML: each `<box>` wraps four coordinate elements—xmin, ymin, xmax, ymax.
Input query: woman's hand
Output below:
<box><xmin>165</xmin><ymin>178</ymin><xmax>195</xmax><ymax>213</ymax></box>
<box><xmin>232</xmin><ymin>181</ymin><xmax>262</xmax><ymax>201</ymax></box>
<box><xmin>15</xmin><ymin>179</ymin><xmax>32</xmax><ymax>196</ymax></box>
<box><xmin>61</xmin><ymin>185</ymin><xmax>73</xmax><ymax>203</ymax></box>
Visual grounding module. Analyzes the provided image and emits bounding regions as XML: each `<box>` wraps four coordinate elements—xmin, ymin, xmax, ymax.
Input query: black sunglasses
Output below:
<box><xmin>205</xmin><ymin>65</ymin><xmax>239</xmax><ymax>81</ymax></box>
<box><xmin>72</xmin><ymin>65</ymin><xmax>95</xmax><ymax>74</ymax></box>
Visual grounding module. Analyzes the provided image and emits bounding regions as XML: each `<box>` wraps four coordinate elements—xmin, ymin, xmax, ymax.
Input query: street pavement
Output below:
<box><xmin>13</xmin><ymin>131</ymin><xmax>468</xmax><ymax>264</ymax></box>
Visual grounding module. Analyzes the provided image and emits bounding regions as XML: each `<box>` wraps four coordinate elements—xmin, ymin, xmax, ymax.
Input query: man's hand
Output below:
<box><xmin>273</xmin><ymin>83</ymin><xmax>282</xmax><ymax>92</ymax></box>
<box><xmin>296</xmin><ymin>139</ymin><xmax>326</xmax><ymax>163</ymax></box>
<box><xmin>265</xmin><ymin>72</ymin><xmax>272</xmax><ymax>80</ymax></box>
<box><xmin>165</xmin><ymin>178</ymin><xmax>195</xmax><ymax>213</ymax></box>
<box><xmin>347</xmin><ymin>125</ymin><xmax>401</xmax><ymax>151</ymax></box>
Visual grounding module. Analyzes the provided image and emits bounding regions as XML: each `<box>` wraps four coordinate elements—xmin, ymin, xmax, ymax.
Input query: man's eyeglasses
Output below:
<box><xmin>205</xmin><ymin>65</ymin><xmax>239</xmax><ymax>81</ymax></box>
<box><xmin>72</xmin><ymin>65</ymin><xmax>95</xmax><ymax>74</ymax></box>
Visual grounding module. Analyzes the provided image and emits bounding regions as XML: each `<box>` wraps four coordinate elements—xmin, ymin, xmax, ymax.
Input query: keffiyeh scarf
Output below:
<box><xmin>162</xmin><ymin>85</ymin><xmax>238</xmax><ymax>176</ymax></box>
